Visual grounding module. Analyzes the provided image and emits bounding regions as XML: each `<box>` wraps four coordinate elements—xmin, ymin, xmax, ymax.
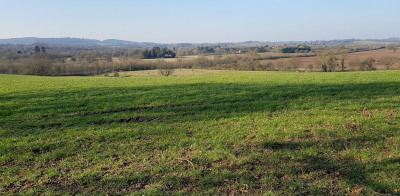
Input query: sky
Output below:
<box><xmin>0</xmin><ymin>0</ymin><xmax>399</xmax><ymax>43</ymax></box>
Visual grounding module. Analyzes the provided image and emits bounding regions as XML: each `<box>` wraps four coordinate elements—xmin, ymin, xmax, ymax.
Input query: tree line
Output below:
<box><xmin>140</xmin><ymin>47</ymin><xmax>176</xmax><ymax>59</ymax></box>
<box><xmin>281</xmin><ymin>45</ymin><xmax>311</xmax><ymax>53</ymax></box>
<box><xmin>0</xmin><ymin>44</ymin><xmax>399</xmax><ymax>76</ymax></box>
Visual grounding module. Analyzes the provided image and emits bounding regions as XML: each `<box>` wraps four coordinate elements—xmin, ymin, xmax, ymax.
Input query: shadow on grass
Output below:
<box><xmin>259</xmin><ymin>136</ymin><xmax>399</xmax><ymax>194</ymax></box>
<box><xmin>1</xmin><ymin>81</ymin><xmax>400</xmax><ymax>194</ymax></box>
<box><xmin>1</xmin><ymin>81</ymin><xmax>399</xmax><ymax>132</ymax></box>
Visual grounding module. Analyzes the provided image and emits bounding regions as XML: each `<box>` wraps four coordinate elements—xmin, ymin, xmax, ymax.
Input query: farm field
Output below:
<box><xmin>131</xmin><ymin>48</ymin><xmax>399</xmax><ymax>72</ymax></box>
<box><xmin>260</xmin><ymin>48</ymin><xmax>400</xmax><ymax>70</ymax></box>
<box><xmin>1</xmin><ymin>70</ymin><xmax>400</xmax><ymax>195</ymax></box>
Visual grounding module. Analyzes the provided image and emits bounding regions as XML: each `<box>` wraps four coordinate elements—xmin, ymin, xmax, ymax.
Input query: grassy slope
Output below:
<box><xmin>1</xmin><ymin>70</ymin><xmax>399</xmax><ymax>195</ymax></box>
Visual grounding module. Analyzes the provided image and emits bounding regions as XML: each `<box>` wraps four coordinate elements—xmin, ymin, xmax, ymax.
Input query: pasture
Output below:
<box><xmin>1</xmin><ymin>70</ymin><xmax>399</xmax><ymax>195</ymax></box>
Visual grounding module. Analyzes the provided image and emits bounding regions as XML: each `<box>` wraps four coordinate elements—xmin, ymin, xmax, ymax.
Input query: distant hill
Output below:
<box><xmin>0</xmin><ymin>37</ymin><xmax>160</xmax><ymax>47</ymax></box>
<box><xmin>0</xmin><ymin>37</ymin><xmax>399</xmax><ymax>48</ymax></box>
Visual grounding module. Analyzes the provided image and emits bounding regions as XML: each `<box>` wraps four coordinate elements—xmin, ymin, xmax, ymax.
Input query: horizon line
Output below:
<box><xmin>0</xmin><ymin>36</ymin><xmax>399</xmax><ymax>45</ymax></box>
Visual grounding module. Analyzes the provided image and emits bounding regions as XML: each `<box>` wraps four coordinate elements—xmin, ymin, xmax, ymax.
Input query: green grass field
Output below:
<box><xmin>1</xmin><ymin>70</ymin><xmax>399</xmax><ymax>195</ymax></box>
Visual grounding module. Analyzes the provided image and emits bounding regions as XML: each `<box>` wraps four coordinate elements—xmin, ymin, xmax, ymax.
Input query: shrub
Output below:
<box><xmin>307</xmin><ymin>64</ymin><xmax>314</xmax><ymax>71</ymax></box>
<box><xmin>28</xmin><ymin>55</ymin><xmax>53</xmax><ymax>76</ymax></box>
<box><xmin>360</xmin><ymin>58</ymin><xmax>376</xmax><ymax>71</ymax></box>
<box><xmin>348</xmin><ymin>58</ymin><xmax>362</xmax><ymax>71</ymax></box>
<box><xmin>379</xmin><ymin>56</ymin><xmax>398</xmax><ymax>70</ymax></box>
<box><xmin>257</xmin><ymin>62</ymin><xmax>275</xmax><ymax>71</ymax></box>
<box><xmin>158</xmin><ymin>63</ymin><xmax>175</xmax><ymax>77</ymax></box>
<box><xmin>195</xmin><ymin>56</ymin><xmax>214</xmax><ymax>69</ymax></box>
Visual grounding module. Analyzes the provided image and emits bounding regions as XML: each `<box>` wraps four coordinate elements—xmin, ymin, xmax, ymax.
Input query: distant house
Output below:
<box><xmin>235</xmin><ymin>50</ymin><xmax>243</xmax><ymax>54</ymax></box>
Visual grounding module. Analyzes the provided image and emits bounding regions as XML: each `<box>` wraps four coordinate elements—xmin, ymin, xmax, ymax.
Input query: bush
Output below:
<box><xmin>378</xmin><ymin>56</ymin><xmax>398</xmax><ymax>70</ymax></box>
<box><xmin>348</xmin><ymin>58</ymin><xmax>362</xmax><ymax>71</ymax></box>
<box><xmin>257</xmin><ymin>62</ymin><xmax>275</xmax><ymax>71</ymax></box>
<box><xmin>195</xmin><ymin>56</ymin><xmax>215</xmax><ymax>69</ymax></box>
<box><xmin>361</xmin><ymin>58</ymin><xmax>376</xmax><ymax>71</ymax></box>
<box><xmin>28</xmin><ymin>55</ymin><xmax>53</xmax><ymax>76</ymax></box>
<box><xmin>307</xmin><ymin>64</ymin><xmax>314</xmax><ymax>71</ymax></box>
<box><xmin>158</xmin><ymin>62</ymin><xmax>175</xmax><ymax>77</ymax></box>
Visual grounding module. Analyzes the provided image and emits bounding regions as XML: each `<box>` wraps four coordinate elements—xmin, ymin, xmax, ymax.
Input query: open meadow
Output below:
<box><xmin>1</xmin><ymin>70</ymin><xmax>400</xmax><ymax>194</ymax></box>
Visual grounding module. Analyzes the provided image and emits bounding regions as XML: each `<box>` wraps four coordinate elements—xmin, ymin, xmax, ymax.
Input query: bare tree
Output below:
<box><xmin>338</xmin><ymin>49</ymin><xmax>348</xmax><ymax>72</ymax></box>
<box><xmin>5</xmin><ymin>50</ymin><xmax>20</xmax><ymax>61</ymax></box>
<box><xmin>176</xmin><ymin>57</ymin><xmax>187</xmax><ymax>68</ymax></box>
<box><xmin>326</xmin><ymin>56</ymin><xmax>339</xmax><ymax>72</ymax></box>
<box><xmin>387</xmin><ymin>45</ymin><xmax>399</xmax><ymax>53</ymax></box>
<box><xmin>287</xmin><ymin>57</ymin><xmax>302</xmax><ymax>71</ymax></box>
<box><xmin>195</xmin><ymin>56</ymin><xmax>214</xmax><ymax>69</ymax></box>
<box><xmin>360</xmin><ymin>58</ymin><xmax>376</xmax><ymax>71</ymax></box>
<box><xmin>243</xmin><ymin>51</ymin><xmax>260</xmax><ymax>71</ymax></box>
<box><xmin>224</xmin><ymin>55</ymin><xmax>241</xmax><ymax>69</ymax></box>
<box><xmin>158</xmin><ymin>61</ymin><xmax>175</xmax><ymax>77</ymax></box>
<box><xmin>348</xmin><ymin>58</ymin><xmax>362</xmax><ymax>71</ymax></box>
<box><xmin>257</xmin><ymin>62</ymin><xmax>275</xmax><ymax>71</ymax></box>
<box><xmin>307</xmin><ymin>64</ymin><xmax>314</xmax><ymax>71</ymax></box>
<box><xmin>379</xmin><ymin>56</ymin><xmax>398</xmax><ymax>70</ymax></box>
<box><xmin>28</xmin><ymin>55</ymin><xmax>53</xmax><ymax>76</ymax></box>
<box><xmin>275</xmin><ymin>61</ymin><xmax>287</xmax><ymax>71</ymax></box>
<box><xmin>316</xmin><ymin>49</ymin><xmax>341</xmax><ymax>72</ymax></box>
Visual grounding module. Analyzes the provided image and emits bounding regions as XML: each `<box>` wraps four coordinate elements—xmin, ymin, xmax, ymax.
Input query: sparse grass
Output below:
<box><xmin>1</xmin><ymin>70</ymin><xmax>400</xmax><ymax>195</ymax></box>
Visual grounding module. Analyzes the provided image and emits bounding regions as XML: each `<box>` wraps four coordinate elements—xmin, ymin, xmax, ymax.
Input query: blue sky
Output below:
<box><xmin>0</xmin><ymin>0</ymin><xmax>399</xmax><ymax>43</ymax></box>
